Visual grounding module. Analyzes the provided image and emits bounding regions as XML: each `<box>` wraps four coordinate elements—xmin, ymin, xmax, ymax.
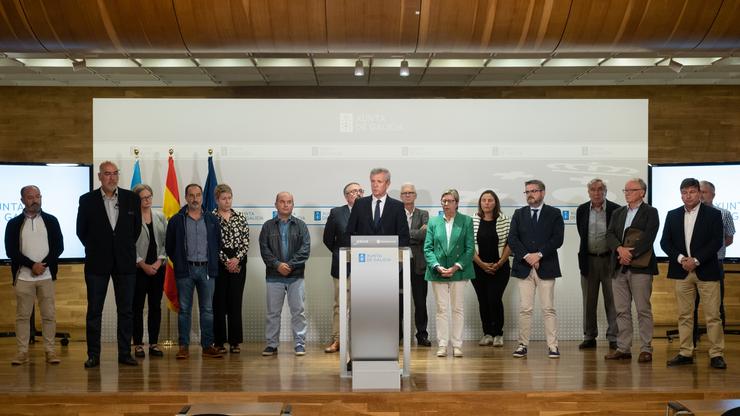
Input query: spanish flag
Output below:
<box><xmin>163</xmin><ymin>156</ymin><xmax>180</xmax><ymax>312</ymax></box>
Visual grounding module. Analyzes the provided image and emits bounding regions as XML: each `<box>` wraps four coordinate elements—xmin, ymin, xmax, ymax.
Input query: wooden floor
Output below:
<box><xmin>0</xmin><ymin>338</ymin><xmax>738</xmax><ymax>415</ymax></box>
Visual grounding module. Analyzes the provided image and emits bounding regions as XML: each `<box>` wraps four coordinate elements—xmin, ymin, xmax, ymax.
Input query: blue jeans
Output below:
<box><xmin>176</xmin><ymin>264</ymin><xmax>215</xmax><ymax>348</ymax></box>
<box><xmin>265</xmin><ymin>277</ymin><xmax>306</xmax><ymax>348</ymax></box>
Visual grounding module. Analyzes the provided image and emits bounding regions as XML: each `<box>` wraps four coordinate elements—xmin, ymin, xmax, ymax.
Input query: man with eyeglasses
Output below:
<box><xmin>604</xmin><ymin>178</ymin><xmax>659</xmax><ymax>363</ymax></box>
<box><xmin>76</xmin><ymin>161</ymin><xmax>141</xmax><ymax>368</ymax></box>
<box><xmin>322</xmin><ymin>182</ymin><xmax>363</xmax><ymax>353</ymax></box>
<box><xmin>508</xmin><ymin>179</ymin><xmax>564</xmax><ymax>359</ymax></box>
<box><xmin>661</xmin><ymin>178</ymin><xmax>726</xmax><ymax>369</ymax></box>
<box><xmin>575</xmin><ymin>179</ymin><xmax>620</xmax><ymax>351</ymax></box>
<box><xmin>400</xmin><ymin>183</ymin><xmax>431</xmax><ymax>347</ymax></box>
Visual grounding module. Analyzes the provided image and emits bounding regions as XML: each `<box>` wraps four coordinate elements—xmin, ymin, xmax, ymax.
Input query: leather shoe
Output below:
<box><xmin>666</xmin><ymin>354</ymin><xmax>693</xmax><ymax>367</ymax></box>
<box><xmin>202</xmin><ymin>346</ymin><xmax>224</xmax><ymax>358</ymax></box>
<box><xmin>604</xmin><ymin>350</ymin><xmax>632</xmax><ymax>360</ymax></box>
<box><xmin>710</xmin><ymin>356</ymin><xmax>727</xmax><ymax>369</ymax></box>
<box><xmin>609</xmin><ymin>341</ymin><xmax>618</xmax><ymax>350</ymax></box>
<box><xmin>638</xmin><ymin>352</ymin><xmax>652</xmax><ymax>363</ymax></box>
<box><xmin>84</xmin><ymin>356</ymin><xmax>100</xmax><ymax>369</ymax></box>
<box><xmin>417</xmin><ymin>337</ymin><xmax>432</xmax><ymax>347</ymax></box>
<box><xmin>578</xmin><ymin>339</ymin><xmax>597</xmax><ymax>349</ymax></box>
<box><xmin>175</xmin><ymin>346</ymin><xmax>189</xmax><ymax>360</ymax></box>
<box><xmin>118</xmin><ymin>355</ymin><xmax>138</xmax><ymax>366</ymax></box>
<box><xmin>324</xmin><ymin>341</ymin><xmax>340</xmax><ymax>353</ymax></box>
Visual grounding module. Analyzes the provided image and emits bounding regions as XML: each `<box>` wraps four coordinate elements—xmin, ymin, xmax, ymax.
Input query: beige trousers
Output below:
<box><xmin>432</xmin><ymin>280</ymin><xmax>467</xmax><ymax>348</ymax></box>
<box><xmin>15</xmin><ymin>278</ymin><xmax>56</xmax><ymax>353</ymax></box>
<box><xmin>517</xmin><ymin>268</ymin><xmax>558</xmax><ymax>350</ymax></box>
<box><xmin>676</xmin><ymin>272</ymin><xmax>724</xmax><ymax>358</ymax></box>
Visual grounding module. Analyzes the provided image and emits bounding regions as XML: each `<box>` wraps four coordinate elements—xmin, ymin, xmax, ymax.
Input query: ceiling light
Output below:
<box><xmin>373</xmin><ymin>58</ymin><xmax>427</xmax><ymax>68</ymax></box>
<box><xmin>599</xmin><ymin>58</ymin><xmax>662</xmax><ymax>67</ymax></box>
<box><xmin>486</xmin><ymin>59</ymin><xmax>544</xmax><ymax>67</ymax></box>
<box><xmin>86</xmin><ymin>59</ymin><xmax>139</xmax><ymax>67</ymax></box>
<box><xmin>672</xmin><ymin>57</ymin><xmax>721</xmax><ymax>66</ymax></box>
<box><xmin>354</xmin><ymin>59</ymin><xmax>364</xmax><ymax>77</ymax></box>
<box><xmin>668</xmin><ymin>58</ymin><xmax>683</xmax><ymax>73</ymax></box>
<box><xmin>429</xmin><ymin>59</ymin><xmax>486</xmax><ymax>68</ymax></box>
<box><xmin>137</xmin><ymin>58</ymin><xmax>196</xmax><ymax>68</ymax></box>
<box><xmin>543</xmin><ymin>58</ymin><xmax>604</xmax><ymax>67</ymax></box>
<box><xmin>16</xmin><ymin>58</ymin><xmax>72</xmax><ymax>67</ymax></box>
<box><xmin>195</xmin><ymin>58</ymin><xmax>254</xmax><ymax>67</ymax></box>
<box><xmin>72</xmin><ymin>59</ymin><xmax>87</xmax><ymax>72</ymax></box>
<box><xmin>399</xmin><ymin>60</ymin><xmax>410</xmax><ymax>77</ymax></box>
<box><xmin>253</xmin><ymin>58</ymin><xmax>311</xmax><ymax>67</ymax></box>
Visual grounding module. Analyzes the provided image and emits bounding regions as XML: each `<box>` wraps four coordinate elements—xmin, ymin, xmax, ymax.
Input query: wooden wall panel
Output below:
<box><xmin>175</xmin><ymin>0</ymin><xmax>328</xmax><ymax>53</ymax></box>
<box><xmin>0</xmin><ymin>84</ymin><xmax>738</xmax><ymax>334</ymax></box>
<box><xmin>326</xmin><ymin>0</ymin><xmax>421</xmax><ymax>53</ymax></box>
<box><xmin>417</xmin><ymin>0</ymin><xmax>571</xmax><ymax>53</ymax></box>
<box><xmin>697</xmin><ymin>0</ymin><xmax>740</xmax><ymax>50</ymax></box>
<box><xmin>557</xmin><ymin>0</ymin><xmax>724</xmax><ymax>52</ymax></box>
<box><xmin>0</xmin><ymin>0</ymin><xmax>46</xmax><ymax>52</ymax></box>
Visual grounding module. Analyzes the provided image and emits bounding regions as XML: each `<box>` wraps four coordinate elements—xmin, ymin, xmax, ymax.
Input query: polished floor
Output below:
<box><xmin>1</xmin><ymin>338</ymin><xmax>738</xmax><ymax>393</ymax></box>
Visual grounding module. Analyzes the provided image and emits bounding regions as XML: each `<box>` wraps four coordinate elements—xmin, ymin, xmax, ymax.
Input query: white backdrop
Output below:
<box><xmin>93</xmin><ymin>98</ymin><xmax>648</xmax><ymax>345</ymax></box>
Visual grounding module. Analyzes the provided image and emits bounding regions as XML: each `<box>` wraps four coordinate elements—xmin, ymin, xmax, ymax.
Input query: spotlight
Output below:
<box><xmin>72</xmin><ymin>59</ymin><xmax>87</xmax><ymax>72</ymax></box>
<box><xmin>668</xmin><ymin>58</ymin><xmax>683</xmax><ymax>73</ymax></box>
<box><xmin>399</xmin><ymin>59</ymin><xmax>410</xmax><ymax>77</ymax></box>
<box><xmin>354</xmin><ymin>59</ymin><xmax>364</xmax><ymax>77</ymax></box>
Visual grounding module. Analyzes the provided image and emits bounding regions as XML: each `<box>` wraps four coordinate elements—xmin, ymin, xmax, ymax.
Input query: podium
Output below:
<box><xmin>338</xmin><ymin>236</ymin><xmax>411</xmax><ymax>391</ymax></box>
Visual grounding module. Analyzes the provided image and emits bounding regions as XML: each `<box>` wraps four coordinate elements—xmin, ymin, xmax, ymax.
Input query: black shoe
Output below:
<box><xmin>417</xmin><ymin>337</ymin><xmax>432</xmax><ymax>347</ymax></box>
<box><xmin>134</xmin><ymin>346</ymin><xmax>145</xmax><ymax>357</ymax></box>
<box><xmin>578</xmin><ymin>339</ymin><xmax>597</xmax><ymax>349</ymax></box>
<box><xmin>609</xmin><ymin>341</ymin><xmax>618</xmax><ymax>350</ymax></box>
<box><xmin>84</xmin><ymin>356</ymin><xmax>100</xmax><ymax>369</ymax></box>
<box><xmin>149</xmin><ymin>346</ymin><xmax>164</xmax><ymax>357</ymax></box>
<box><xmin>666</xmin><ymin>354</ymin><xmax>694</xmax><ymax>367</ymax></box>
<box><xmin>118</xmin><ymin>355</ymin><xmax>138</xmax><ymax>366</ymax></box>
<box><xmin>710</xmin><ymin>356</ymin><xmax>727</xmax><ymax>369</ymax></box>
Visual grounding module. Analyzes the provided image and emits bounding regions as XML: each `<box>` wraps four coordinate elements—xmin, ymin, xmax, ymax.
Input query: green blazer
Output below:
<box><xmin>423</xmin><ymin>213</ymin><xmax>475</xmax><ymax>282</ymax></box>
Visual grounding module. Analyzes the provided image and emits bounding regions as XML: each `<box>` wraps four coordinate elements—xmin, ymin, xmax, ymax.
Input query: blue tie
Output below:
<box><xmin>374</xmin><ymin>199</ymin><xmax>381</xmax><ymax>229</ymax></box>
<box><xmin>531</xmin><ymin>209</ymin><xmax>539</xmax><ymax>228</ymax></box>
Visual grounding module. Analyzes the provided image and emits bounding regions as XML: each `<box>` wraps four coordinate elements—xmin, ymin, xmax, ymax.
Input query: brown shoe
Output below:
<box><xmin>604</xmin><ymin>350</ymin><xmax>632</xmax><ymax>360</ymax></box>
<box><xmin>11</xmin><ymin>352</ymin><xmax>29</xmax><ymax>366</ymax></box>
<box><xmin>202</xmin><ymin>346</ymin><xmax>224</xmax><ymax>358</ymax></box>
<box><xmin>175</xmin><ymin>346</ymin><xmax>189</xmax><ymax>360</ymax></box>
<box><xmin>638</xmin><ymin>352</ymin><xmax>652</xmax><ymax>363</ymax></box>
<box><xmin>45</xmin><ymin>351</ymin><xmax>61</xmax><ymax>364</ymax></box>
<box><xmin>324</xmin><ymin>341</ymin><xmax>340</xmax><ymax>353</ymax></box>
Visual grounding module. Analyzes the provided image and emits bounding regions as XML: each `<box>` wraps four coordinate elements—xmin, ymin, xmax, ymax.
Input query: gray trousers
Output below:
<box><xmin>580</xmin><ymin>255</ymin><xmax>618</xmax><ymax>342</ymax></box>
<box><xmin>613</xmin><ymin>269</ymin><xmax>653</xmax><ymax>353</ymax></box>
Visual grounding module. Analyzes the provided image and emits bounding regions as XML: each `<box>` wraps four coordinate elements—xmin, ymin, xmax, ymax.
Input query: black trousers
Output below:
<box><xmin>410</xmin><ymin>268</ymin><xmax>429</xmax><ymax>340</ymax></box>
<box><xmin>132</xmin><ymin>267</ymin><xmax>165</xmax><ymax>345</ymax></box>
<box><xmin>85</xmin><ymin>272</ymin><xmax>135</xmax><ymax>359</ymax></box>
<box><xmin>471</xmin><ymin>266</ymin><xmax>510</xmax><ymax>337</ymax></box>
<box><xmin>213</xmin><ymin>263</ymin><xmax>247</xmax><ymax>346</ymax></box>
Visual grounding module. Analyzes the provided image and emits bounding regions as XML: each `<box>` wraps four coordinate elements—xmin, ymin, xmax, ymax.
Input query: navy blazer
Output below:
<box><xmin>660</xmin><ymin>203</ymin><xmax>724</xmax><ymax>281</ymax></box>
<box><xmin>76</xmin><ymin>187</ymin><xmax>141</xmax><ymax>275</ymax></box>
<box><xmin>323</xmin><ymin>205</ymin><xmax>351</xmax><ymax>278</ymax></box>
<box><xmin>576</xmin><ymin>199</ymin><xmax>620</xmax><ymax>277</ymax></box>
<box><xmin>345</xmin><ymin>195</ymin><xmax>410</xmax><ymax>247</ymax></box>
<box><xmin>4</xmin><ymin>210</ymin><xmax>64</xmax><ymax>285</ymax></box>
<box><xmin>507</xmin><ymin>204</ymin><xmax>564</xmax><ymax>279</ymax></box>
<box><xmin>606</xmin><ymin>202</ymin><xmax>660</xmax><ymax>276</ymax></box>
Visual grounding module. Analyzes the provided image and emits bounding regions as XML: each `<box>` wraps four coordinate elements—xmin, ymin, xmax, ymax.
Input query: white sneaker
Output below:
<box><xmin>453</xmin><ymin>347</ymin><xmax>463</xmax><ymax>358</ymax></box>
<box><xmin>478</xmin><ymin>334</ymin><xmax>493</xmax><ymax>346</ymax></box>
<box><xmin>436</xmin><ymin>346</ymin><xmax>447</xmax><ymax>357</ymax></box>
<box><xmin>493</xmin><ymin>335</ymin><xmax>504</xmax><ymax>347</ymax></box>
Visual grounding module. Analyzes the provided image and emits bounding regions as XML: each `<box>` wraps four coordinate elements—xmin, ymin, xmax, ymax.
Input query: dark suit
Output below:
<box><xmin>507</xmin><ymin>204</ymin><xmax>564</xmax><ymax>351</ymax></box>
<box><xmin>605</xmin><ymin>201</ymin><xmax>659</xmax><ymax>354</ymax></box>
<box><xmin>323</xmin><ymin>204</ymin><xmax>351</xmax><ymax>343</ymax></box>
<box><xmin>408</xmin><ymin>207</ymin><xmax>429</xmax><ymax>341</ymax></box>
<box><xmin>576</xmin><ymin>199</ymin><xmax>620</xmax><ymax>343</ymax></box>
<box><xmin>76</xmin><ymin>187</ymin><xmax>141</xmax><ymax>360</ymax></box>
<box><xmin>660</xmin><ymin>202</ymin><xmax>724</xmax><ymax>359</ymax></box>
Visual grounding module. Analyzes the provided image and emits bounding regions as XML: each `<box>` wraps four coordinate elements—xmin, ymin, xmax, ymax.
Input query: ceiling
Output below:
<box><xmin>1</xmin><ymin>0</ymin><xmax>739</xmax><ymax>87</ymax></box>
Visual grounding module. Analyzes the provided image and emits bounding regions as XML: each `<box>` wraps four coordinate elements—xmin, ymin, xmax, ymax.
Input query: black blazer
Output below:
<box><xmin>606</xmin><ymin>202</ymin><xmax>660</xmax><ymax>276</ymax></box>
<box><xmin>345</xmin><ymin>195</ymin><xmax>410</xmax><ymax>247</ymax></box>
<box><xmin>576</xmin><ymin>199</ymin><xmax>620</xmax><ymax>276</ymax></box>
<box><xmin>507</xmin><ymin>204</ymin><xmax>564</xmax><ymax>279</ymax></box>
<box><xmin>660</xmin><ymin>203</ymin><xmax>723</xmax><ymax>281</ymax></box>
<box><xmin>323</xmin><ymin>204</ymin><xmax>351</xmax><ymax>278</ymax></box>
<box><xmin>4</xmin><ymin>210</ymin><xmax>64</xmax><ymax>285</ymax></box>
<box><xmin>76</xmin><ymin>187</ymin><xmax>141</xmax><ymax>275</ymax></box>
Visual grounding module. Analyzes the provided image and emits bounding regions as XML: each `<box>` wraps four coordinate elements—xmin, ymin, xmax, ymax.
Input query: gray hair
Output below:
<box><xmin>275</xmin><ymin>191</ymin><xmax>293</xmax><ymax>203</ymax></box>
<box><xmin>700</xmin><ymin>180</ymin><xmax>715</xmax><ymax>193</ymax></box>
<box><xmin>525</xmin><ymin>179</ymin><xmax>546</xmax><ymax>191</ymax></box>
<box><xmin>214</xmin><ymin>183</ymin><xmax>232</xmax><ymax>199</ymax></box>
<box><xmin>20</xmin><ymin>185</ymin><xmax>40</xmax><ymax>197</ymax></box>
<box><xmin>441</xmin><ymin>189</ymin><xmax>460</xmax><ymax>203</ymax></box>
<box><xmin>587</xmin><ymin>178</ymin><xmax>607</xmax><ymax>192</ymax></box>
<box><xmin>370</xmin><ymin>167</ymin><xmax>391</xmax><ymax>182</ymax></box>
<box><xmin>400</xmin><ymin>182</ymin><xmax>416</xmax><ymax>192</ymax></box>
<box><xmin>343</xmin><ymin>182</ymin><xmax>360</xmax><ymax>195</ymax></box>
<box><xmin>627</xmin><ymin>178</ymin><xmax>647</xmax><ymax>192</ymax></box>
<box><xmin>132</xmin><ymin>183</ymin><xmax>153</xmax><ymax>196</ymax></box>
<box><xmin>98</xmin><ymin>160</ymin><xmax>118</xmax><ymax>173</ymax></box>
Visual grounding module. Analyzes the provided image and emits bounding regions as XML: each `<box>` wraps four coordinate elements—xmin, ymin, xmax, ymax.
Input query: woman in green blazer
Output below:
<box><xmin>424</xmin><ymin>189</ymin><xmax>475</xmax><ymax>358</ymax></box>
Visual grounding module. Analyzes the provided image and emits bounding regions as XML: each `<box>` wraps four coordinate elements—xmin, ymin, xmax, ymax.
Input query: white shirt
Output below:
<box><xmin>101</xmin><ymin>187</ymin><xmax>119</xmax><ymax>229</ymax></box>
<box><xmin>405</xmin><ymin>207</ymin><xmax>414</xmax><ymax>258</ymax></box>
<box><xmin>679</xmin><ymin>204</ymin><xmax>700</xmax><ymax>262</ymax></box>
<box><xmin>372</xmin><ymin>194</ymin><xmax>387</xmax><ymax>221</ymax></box>
<box><xmin>529</xmin><ymin>203</ymin><xmax>543</xmax><ymax>221</ymax></box>
<box><xmin>443</xmin><ymin>214</ymin><xmax>463</xmax><ymax>270</ymax></box>
<box><xmin>16</xmin><ymin>214</ymin><xmax>52</xmax><ymax>282</ymax></box>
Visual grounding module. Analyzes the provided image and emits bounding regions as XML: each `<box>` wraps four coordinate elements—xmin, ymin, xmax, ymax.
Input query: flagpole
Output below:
<box><xmin>162</xmin><ymin>148</ymin><xmax>176</xmax><ymax>348</ymax></box>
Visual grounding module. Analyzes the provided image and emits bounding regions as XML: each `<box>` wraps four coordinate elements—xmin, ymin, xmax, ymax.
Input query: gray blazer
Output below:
<box><xmin>135</xmin><ymin>210</ymin><xmax>167</xmax><ymax>263</ymax></box>
<box><xmin>409</xmin><ymin>207</ymin><xmax>429</xmax><ymax>275</ymax></box>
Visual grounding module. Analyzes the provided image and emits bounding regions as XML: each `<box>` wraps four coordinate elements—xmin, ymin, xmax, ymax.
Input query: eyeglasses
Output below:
<box><xmin>101</xmin><ymin>171</ymin><xmax>119</xmax><ymax>177</ymax></box>
<box><xmin>401</xmin><ymin>192</ymin><xmax>416</xmax><ymax>196</ymax></box>
<box><xmin>622</xmin><ymin>189</ymin><xmax>642</xmax><ymax>194</ymax></box>
<box><xmin>523</xmin><ymin>190</ymin><xmax>542</xmax><ymax>195</ymax></box>
<box><xmin>345</xmin><ymin>189</ymin><xmax>364</xmax><ymax>195</ymax></box>
<box><xmin>140</xmin><ymin>195</ymin><xmax>153</xmax><ymax>201</ymax></box>
<box><xmin>441</xmin><ymin>199</ymin><xmax>456</xmax><ymax>205</ymax></box>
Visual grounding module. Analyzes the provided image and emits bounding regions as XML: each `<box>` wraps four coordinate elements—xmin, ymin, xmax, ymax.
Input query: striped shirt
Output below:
<box><xmin>472</xmin><ymin>212</ymin><xmax>510</xmax><ymax>258</ymax></box>
<box><xmin>716</xmin><ymin>205</ymin><xmax>736</xmax><ymax>260</ymax></box>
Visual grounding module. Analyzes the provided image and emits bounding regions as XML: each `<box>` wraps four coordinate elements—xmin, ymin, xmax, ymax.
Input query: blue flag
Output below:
<box><xmin>130</xmin><ymin>159</ymin><xmax>142</xmax><ymax>189</ymax></box>
<box><xmin>203</xmin><ymin>156</ymin><xmax>218</xmax><ymax>212</ymax></box>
